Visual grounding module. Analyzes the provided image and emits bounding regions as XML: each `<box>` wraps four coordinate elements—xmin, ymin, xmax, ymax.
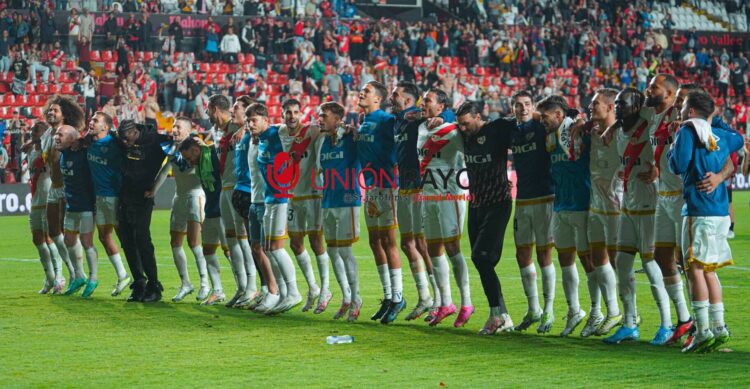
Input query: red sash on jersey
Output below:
<box><xmin>218</xmin><ymin>124</ymin><xmax>232</xmax><ymax>175</ymax></box>
<box><xmin>652</xmin><ymin>106</ymin><xmax>675</xmax><ymax>168</ymax></box>
<box><xmin>30</xmin><ymin>155</ymin><xmax>45</xmax><ymax>197</ymax></box>
<box><xmin>419</xmin><ymin>123</ymin><xmax>458</xmax><ymax>176</ymax></box>
<box><xmin>289</xmin><ymin>125</ymin><xmax>312</xmax><ymax>164</ymax></box>
<box><xmin>622</xmin><ymin>120</ymin><xmax>650</xmax><ymax>193</ymax></box>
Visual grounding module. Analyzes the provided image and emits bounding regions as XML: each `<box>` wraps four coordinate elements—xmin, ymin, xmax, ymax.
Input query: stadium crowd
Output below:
<box><xmin>2</xmin><ymin>0</ymin><xmax>750</xmax><ymax>182</ymax></box>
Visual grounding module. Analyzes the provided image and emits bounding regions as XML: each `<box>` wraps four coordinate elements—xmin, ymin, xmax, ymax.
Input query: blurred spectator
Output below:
<box><xmin>220</xmin><ymin>26</ymin><xmax>241</xmax><ymax>64</ymax></box>
<box><xmin>0</xmin><ymin>30</ymin><xmax>12</xmax><ymax>78</ymax></box>
<box><xmin>11</xmin><ymin>52</ymin><xmax>29</xmax><ymax>95</ymax></box>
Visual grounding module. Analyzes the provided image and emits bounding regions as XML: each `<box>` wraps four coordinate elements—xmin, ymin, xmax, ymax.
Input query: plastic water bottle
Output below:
<box><xmin>326</xmin><ymin>335</ymin><xmax>354</xmax><ymax>345</ymax></box>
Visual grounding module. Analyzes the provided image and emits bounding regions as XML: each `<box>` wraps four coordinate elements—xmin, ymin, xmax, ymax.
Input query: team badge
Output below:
<box><xmin>67</xmin><ymin>161</ymin><xmax>73</xmax><ymax>167</ymax></box>
<box><xmin>525</xmin><ymin>132</ymin><xmax>534</xmax><ymax>141</ymax></box>
<box><xmin>477</xmin><ymin>136</ymin><xmax>486</xmax><ymax>145</ymax></box>
<box><xmin>100</xmin><ymin>146</ymin><xmax>108</xmax><ymax>154</ymax></box>
<box><xmin>431</xmin><ymin>135</ymin><xmax>440</xmax><ymax>142</ymax></box>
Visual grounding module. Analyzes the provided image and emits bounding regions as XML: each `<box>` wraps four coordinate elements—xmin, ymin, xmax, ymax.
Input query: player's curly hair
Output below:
<box><xmin>44</xmin><ymin>95</ymin><xmax>85</xmax><ymax>132</ymax></box>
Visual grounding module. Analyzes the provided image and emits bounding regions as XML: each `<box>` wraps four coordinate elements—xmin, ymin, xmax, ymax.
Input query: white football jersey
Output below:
<box><xmin>417</xmin><ymin>121</ymin><xmax>465</xmax><ymax>196</ymax></box>
<box><xmin>616</xmin><ymin>107</ymin><xmax>658</xmax><ymax>212</ymax></box>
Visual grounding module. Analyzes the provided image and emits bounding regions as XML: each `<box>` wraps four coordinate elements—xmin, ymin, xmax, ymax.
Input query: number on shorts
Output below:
<box><xmin>288</xmin><ymin>208</ymin><xmax>294</xmax><ymax>222</ymax></box>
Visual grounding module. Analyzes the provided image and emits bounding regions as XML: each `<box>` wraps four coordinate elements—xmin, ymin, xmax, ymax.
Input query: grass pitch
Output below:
<box><xmin>1</xmin><ymin>193</ymin><xmax>750</xmax><ymax>388</ymax></box>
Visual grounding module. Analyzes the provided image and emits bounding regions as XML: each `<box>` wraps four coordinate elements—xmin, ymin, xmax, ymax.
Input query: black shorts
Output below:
<box><xmin>467</xmin><ymin>199</ymin><xmax>512</xmax><ymax>260</ymax></box>
<box><xmin>231</xmin><ymin>189</ymin><xmax>252</xmax><ymax>220</ymax></box>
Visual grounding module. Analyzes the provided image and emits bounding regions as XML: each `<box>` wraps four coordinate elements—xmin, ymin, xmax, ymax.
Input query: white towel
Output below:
<box><xmin>684</xmin><ymin>118</ymin><xmax>718</xmax><ymax>152</ymax></box>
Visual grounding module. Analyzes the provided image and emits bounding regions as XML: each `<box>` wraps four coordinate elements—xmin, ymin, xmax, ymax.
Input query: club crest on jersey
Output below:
<box><xmin>477</xmin><ymin>136</ymin><xmax>486</xmax><ymax>145</ymax></box>
<box><xmin>100</xmin><ymin>146</ymin><xmax>108</xmax><ymax>153</ymax></box>
<box><xmin>66</xmin><ymin>161</ymin><xmax>73</xmax><ymax>167</ymax></box>
<box><xmin>430</xmin><ymin>135</ymin><xmax>441</xmax><ymax>142</ymax></box>
<box><xmin>525</xmin><ymin>132</ymin><xmax>534</xmax><ymax>141</ymax></box>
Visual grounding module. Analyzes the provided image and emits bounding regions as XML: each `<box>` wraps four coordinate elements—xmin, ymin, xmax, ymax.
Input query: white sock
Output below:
<box><xmin>390</xmin><ymin>267</ymin><xmax>403</xmax><ymax>303</ymax></box>
<box><xmin>585</xmin><ymin>270</ymin><xmax>601</xmax><ymax>317</ymax></box>
<box><xmin>85</xmin><ymin>246</ymin><xmax>98</xmax><ymax>281</ymax></box>
<box><xmin>67</xmin><ymin>240</ymin><xmax>85</xmax><ymax>280</ymax></box>
<box><xmin>520</xmin><ymin>264</ymin><xmax>540</xmax><ymax>313</ymax></box>
<box><xmin>295</xmin><ymin>250</ymin><xmax>319</xmax><ymax>292</ymax></box>
<box><xmin>709</xmin><ymin>302</ymin><xmax>725</xmax><ymax>330</ymax></box>
<box><xmin>268</xmin><ymin>251</ymin><xmax>287</xmax><ymax>298</ymax></box>
<box><xmin>412</xmin><ymin>270</ymin><xmax>431</xmax><ymax>302</ymax></box>
<box><xmin>692</xmin><ymin>300</ymin><xmax>709</xmax><ymax>333</ymax></box>
<box><xmin>47</xmin><ymin>242</ymin><xmax>63</xmax><ymax>280</ymax></box>
<box><xmin>616</xmin><ymin>252</ymin><xmax>637</xmax><ymax>328</ymax></box>
<box><xmin>429</xmin><ymin>272</ymin><xmax>441</xmax><ymax>306</ymax></box>
<box><xmin>108</xmin><ymin>253</ymin><xmax>127</xmax><ymax>280</ymax></box>
<box><xmin>53</xmin><ymin>234</ymin><xmax>74</xmax><ymax>279</ymax></box>
<box><xmin>432</xmin><ymin>255</ymin><xmax>452</xmax><ymax>307</ymax></box>
<box><xmin>664</xmin><ymin>275</ymin><xmax>690</xmax><ymax>323</ymax></box>
<box><xmin>172</xmin><ymin>246</ymin><xmax>191</xmax><ymax>287</ymax></box>
<box><xmin>316</xmin><ymin>253</ymin><xmax>330</xmax><ymax>293</ymax></box>
<box><xmin>376</xmin><ymin>264</ymin><xmax>392</xmax><ymax>300</ymax></box>
<box><xmin>541</xmin><ymin>264</ymin><xmax>556</xmax><ymax>314</ymax></box>
<box><xmin>36</xmin><ymin>243</ymin><xmax>55</xmax><ymax>284</ymax></box>
<box><xmin>596</xmin><ymin>264</ymin><xmax>620</xmax><ymax>316</ymax></box>
<box><xmin>239</xmin><ymin>238</ymin><xmax>256</xmax><ymax>292</ymax></box>
<box><xmin>643</xmin><ymin>259</ymin><xmax>671</xmax><ymax>328</ymax></box>
<box><xmin>561</xmin><ymin>264</ymin><xmax>580</xmax><ymax>315</ymax></box>
<box><xmin>205</xmin><ymin>253</ymin><xmax>223</xmax><ymax>293</ymax></box>
<box><xmin>227</xmin><ymin>237</ymin><xmax>247</xmax><ymax>291</ymax></box>
<box><xmin>339</xmin><ymin>246</ymin><xmax>359</xmax><ymax>302</ymax></box>
<box><xmin>273</xmin><ymin>248</ymin><xmax>300</xmax><ymax>297</ymax></box>
<box><xmin>190</xmin><ymin>245</ymin><xmax>209</xmax><ymax>288</ymax></box>
<box><xmin>329</xmin><ymin>248</ymin><xmax>351</xmax><ymax>302</ymax></box>
<box><xmin>449</xmin><ymin>253</ymin><xmax>471</xmax><ymax>307</ymax></box>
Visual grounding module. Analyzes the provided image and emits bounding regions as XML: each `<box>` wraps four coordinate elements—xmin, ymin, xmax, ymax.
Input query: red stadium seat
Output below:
<box><xmin>31</xmin><ymin>107</ymin><xmax>43</xmax><ymax>119</ymax></box>
<box><xmin>105</xmin><ymin>62</ymin><xmax>116</xmax><ymax>72</ymax></box>
<box><xmin>204</xmin><ymin>74</ymin><xmax>214</xmax><ymax>84</ymax></box>
<box><xmin>102</xmin><ymin>51</ymin><xmax>114</xmax><ymax>62</ymax></box>
<box><xmin>144</xmin><ymin>51</ymin><xmax>154</xmax><ymax>61</ymax></box>
<box><xmin>268</xmin><ymin>105</ymin><xmax>280</xmax><ymax>117</ymax></box>
<box><xmin>90</xmin><ymin>51</ymin><xmax>101</xmax><ymax>61</ymax></box>
<box><xmin>215</xmin><ymin>74</ymin><xmax>226</xmax><ymax>84</ymax></box>
<box><xmin>61</xmin><ymin>83</ymin><xmax>74</xmax><ymax>94</ymax></box>
<box><xmin>48</xmin><ymin>83</ymin><xmax>58</xmax><ymax>94</ymax></box>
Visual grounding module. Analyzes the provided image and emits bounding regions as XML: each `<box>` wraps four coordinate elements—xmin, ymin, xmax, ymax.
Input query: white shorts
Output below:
<box><xmin>220</xmin><ymin>189</ymin><xmax>247</xmax><ymax>237</ymax></box>
<box><xmin>423</xmin><ymin>198</ymin><xmax>465</xmax><ymax>244</ymax></box>
<box><xmin>47</xmin><ymin>186</ymin><xmax>65</xmax><ymax>204</ymax></box>
<box><xmin>655</xmin><ymin>194</ymin><xmax>684</xmax><ymax>248</ymax></box>
<box><xmin>396</xmin><ymin>189</ymin><xmax>424</xmax><ymax>239</ymax></box>
<box><xmin>617</xmin><ymin>210</ymin><xmax>655</xmax><ymax>259</ymax></box>
<box><xmin>28</xmin><ymin>206</ymin><xmax>48</xmax><ymax>232</ymax></box>
<box><xmin>95</xmin><ymin>196</ymin><xmax>118</xmax><ymax>227</ymax></box>
<box><xmin>323</xmin><ymin>207</ymin><xmax>360</xmax><ymax>247</ymax></box>
<box><xmin>364</xmin><ymin>187</ymin><xmax>397</xmax><ymax>231</ymax></box>
<box><xmin>170</xmin><ymin>194</ymin><xmax>206</xmax><ymax>233</ymax></box>
<box><xmin>513</xmin><ymin>196</ymin><xmax>554</xmax><ymax>250</ymax></box>
<box><xmin>682</xmin><ymin>216</ymin><xmax>732</xmax><ymax>272</ymax></box>
<box><xmin>552</xmin><ymin>211</ymin><xmax>589</xmax><ymax>254</ymax></box>
<box><xmin>263</xmin><ymin>202</ymin><xmax>289</xmax><ymax>241</ymax></box>
<box><xmin>63</xmin><ymin>211</ymin><xmax>94</xmax><ymax>234</ymax></box>
<box><xmin>588</xmin><ymin>211</ymin><xmax>619</xmax><ymax>250</ymax></box>
<box><xmin>288</xmin><ymin>196</ymin><xmax>323</xmax><ymax>237</ymax></box>
<box><xmin>202</xmin><ymin>217</ymin><xmax>224</xmax><ymax>249</ymax></box>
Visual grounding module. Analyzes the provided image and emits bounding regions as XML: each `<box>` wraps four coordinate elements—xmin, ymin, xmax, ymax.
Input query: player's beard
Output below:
<box><xmin>645</xmin><ymin>94</ymin><xmax>663</xmax><ymax>108</ymax></box>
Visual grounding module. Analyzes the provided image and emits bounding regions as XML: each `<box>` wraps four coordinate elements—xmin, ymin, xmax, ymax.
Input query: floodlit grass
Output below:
<box><xmin>1</xmin><ymin>193</ymin><xmax>750</xmax><ymax>387</ymax></box>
